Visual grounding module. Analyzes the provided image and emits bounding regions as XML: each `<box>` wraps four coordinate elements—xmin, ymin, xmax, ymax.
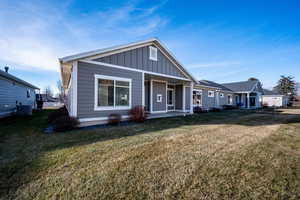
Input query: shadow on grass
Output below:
<box><xmin>0</xmin><ymin>109</ymin><xmax>299</xmax><ymax>198</ymax></box>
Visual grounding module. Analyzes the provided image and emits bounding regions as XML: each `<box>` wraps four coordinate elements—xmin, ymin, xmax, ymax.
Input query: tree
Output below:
<box><xmin>44</xmin><ymin>86</ymin><xmax>53</xmax><ymax>97</ymax></box>
<box><xmin>56</xmin><ymin>80</ymin><xmax>65</xmax><ymax>103</ymax></box>
<box><xmin>248</xmin><ymin>77</ymin><xmax>259</xmax><ymax>81</ymax></box>
<box><xmin>273</xmin><ymin>75</ymin><xmax>297</xmax><ymax>105</ymax></box>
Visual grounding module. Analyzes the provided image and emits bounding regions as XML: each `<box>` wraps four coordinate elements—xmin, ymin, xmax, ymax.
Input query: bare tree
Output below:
<box><xmin>44</xmin><ymin>86</ymin><xmax>53</xmax><ymax>97</ymax></box>
<box><xmin>56</xmin><ymin>80</ymin><xmax>65</xmax><ymax>103</ymax></box>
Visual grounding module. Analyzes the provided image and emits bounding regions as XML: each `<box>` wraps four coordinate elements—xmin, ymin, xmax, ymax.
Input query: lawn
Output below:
<box><xmin>0</xmin><ymin>109</ymin><xmax>300</xmax><ymax>199</ymax></box>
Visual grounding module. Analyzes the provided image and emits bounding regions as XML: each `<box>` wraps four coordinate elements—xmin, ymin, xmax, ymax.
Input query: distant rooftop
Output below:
<box><xmin>221</xmin><ymin>80</ymin><xmax>258</xmax><ymax>92</ymax></box>
<box><xmin>0</xmin><ymin>69</ymin><xmax>39</xmax><ymax>89</ymax></box>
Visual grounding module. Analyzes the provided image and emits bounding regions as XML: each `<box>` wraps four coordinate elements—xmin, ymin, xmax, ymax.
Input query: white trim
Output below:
<box><xmin>142</xmin><ymin>72</ymin><xmax>145</xmax><ymax>107</ymax></box>
<box><xmin>149</xmin><ymin>46</ymin><xmax>158</xmax><ymax>61</ymax></box>
<box><xmin>71</xmin><ymin>61</ymin><xmax>78</xmax><ymax>117</ymax></box>
<box><xmin>208</xmin><ymin>90</ymin><xmax>215</xmax><ymax>98</ymax></box>
<box><xmin>183</xmin><ymin>85</ymin><xmax>186</xmax><ymax>112</ymax></box>
<box><xmin>81</xmin><ymin>60</ymin><xmax>191</xmax><ymax>82</ymax></box>
<box><xmin>79</xmin><ymin>115</ymin><xmax>130</xmax><ymax>122</ymax></box>
<box><xmin>150</xmin><ymin>110</ymin><xmax>167</xmax><ymax>114</ymax></box>
<box><xmin>192</xmin><ymin>89</ymin><xmax>203</xmax><ymax>107</ymax></box>
<box><xmin>150</xmin><ymin>79</ymin><xmax>153</xmax><ymax>113</ymax></box>
<box><xmin>190</xmin><ymin>82</ymin><xmax>194</xmax><ymax>114</ymax></box>
<box><xmin>94</xmin><ymin>74</ymin><xmax>132</xmax><ymax>111</ymax></box>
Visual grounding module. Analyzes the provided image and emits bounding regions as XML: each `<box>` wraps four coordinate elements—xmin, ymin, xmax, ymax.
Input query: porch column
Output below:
<box><xmin>190</xmin><ymin>82</ymin><xmax>194</xmax><ymax>114</ymax></box>
<box><xmin>247</xmin><ymin>93</ymin><xmax>250</xmax><ymax>109</ymax></box>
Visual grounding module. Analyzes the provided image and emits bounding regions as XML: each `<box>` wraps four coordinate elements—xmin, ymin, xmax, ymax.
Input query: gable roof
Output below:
<box><xmin>0</xmin><ymin>69</ymin><xmax>39</xmax><ymax>89</ymax></box>
<box><xmin>198</xmin><ymin>80</ymin><xmax>232</xmax><ymax>92</ymax></box>
<box><xmin>263</xmin><ymin>89</ymin><xmax>284</xmax><ymax>96</ymax></box>
<box><xmin>221</xmin><ymin>80</ymin><xmax>258</xmax><ymax>92</ymax></box>
<box><xmin>59</xmin><ymin>38</ymin><xmax>197</xmax><ymax>86</ymax></box>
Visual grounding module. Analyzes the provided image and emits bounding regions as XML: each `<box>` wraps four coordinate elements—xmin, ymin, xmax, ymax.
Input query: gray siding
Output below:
<box><xmin>152</xmin><ymin>81</ymin><xmax>166</xmax><ymax>112</ymax></box>
<box><xmin>185</xmin><ymin>86</ymin><xmax>191</xmax><ymax>111</ymax></box>
<box><xmin>77</xmin><ymin>61</ymin><xmax>143</xmax><ymax>118</ymax></box>
<box><xmin>175</xmin><ymin>85</ymin><xmax>183</xmax><ymax>110</ymax></box>
<box><xmin>0</xmin><ymin>76</ymin><xmax>36</xmax><ymax>113</ymax></box>
<box><xmin>94</xmin><ymin>45</ymin><xmax>187</xmax><ymax>79</ymax></box>
<box><xmin>144</xmin><ymin>81</ymin><xmax>150</xmax><ymax>111</ymax></box>
<box><xmin>201</xmin><ymin>89</ymin><xmax>216</xmax><ymax>109</ymax></box>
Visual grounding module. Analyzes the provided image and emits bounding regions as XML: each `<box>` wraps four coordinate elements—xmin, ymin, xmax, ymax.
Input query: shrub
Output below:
<box><xmin>210</xmin><ymin>107</ymin><xmax>221</xmax><ymax>112</ymax></box>
<box><xmin>52</xmin><ymin>116</ymin><xmax>79</xmax><ymax>132</ymax></box>
<box><xmin>193</xmin><ymin>106</ymin><xmax>203</xmax><ymax>113</ymax></box>
<box><xmin>222</xmin><ymin>105</ymin><xmax>237</xmax><ymax>110</ymax></box>
<box><xmin>47</xmin><ymin>106</ymin><xmax>69</xmax><ymax>124</ymax></box>
<box><xmin>129</xmin><ymin>106</ymin><xmax>147</xmax><ymax>123</ymax></box>
<box><xmin>108</xmin><ymin>113</ymin><xmax>122</xmax><ymax>125</ymax></box>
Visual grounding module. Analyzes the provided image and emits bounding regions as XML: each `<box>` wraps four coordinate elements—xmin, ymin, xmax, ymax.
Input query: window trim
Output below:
<box><xmin>149</xmin><ymin>46</ymin><xmax>158</xmax><ymax>61</ymax></box>
<box><xmin>94</xmin><ymin>74</ymin><xmax>132</xmax><ymax>111</ymax></box>
<box><xmin>193</xmin><ymin>89</ymin><xmax>202</xmax><ymax>106</ymax></box>
<box><xmin>208</xmin><ymin>90</ymin><xmax>215</xmax><ymax>98</ymax></box>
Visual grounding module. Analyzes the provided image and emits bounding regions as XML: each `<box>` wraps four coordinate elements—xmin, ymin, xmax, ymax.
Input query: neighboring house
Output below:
<box><xmin>193</xmin><ymin>80</ymin><xmax>235</xmax><ymax>110</ymax></box>
<box><xmin>0</xmin><ymin>67</ymin><xmax>39</xmax><ymax>117</ymax></box>
<box><xmin>222</xmin><ymin>80</ymin><xmax>264</xmax><ymax>109</ymax></box>
<box><xmin>60</xmin><ymin>38</ymin><xmax>197</xmax><ymax>126</ymax></box>
<box><xmin>37</xmin><ymin>94</ymin><xmax>63</xmax><ymax>108</ymax></box>
<box><xmin>262</xmin><ymin>89</ymin><xmax>288</xmax><ymax>107</ymax></box>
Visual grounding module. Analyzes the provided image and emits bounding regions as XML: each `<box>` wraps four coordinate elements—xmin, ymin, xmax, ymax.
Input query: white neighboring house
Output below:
<box><xmin>262</xmin><ymin>89</ymin><xmax>289</xmax><ymax>107</ymax></box>
<box><xmin>0</xmin><ymin>67</ymin><xmax>39</xmax><ymax>118</ymax></box>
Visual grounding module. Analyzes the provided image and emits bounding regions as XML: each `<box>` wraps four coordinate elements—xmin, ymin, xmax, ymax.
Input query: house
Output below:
<box><xmin>0</xmin><ymin>67</ymin><xmax>39</xmax><ymax>117</ymax></box>
<box><xmin>222</xmin><ymin>80</ymin><xmax>264</xmax><ymax>109</ymax></box>
<box><xmin>37</xmin><ymin>94</ymin><xmax>63</xmax><ymax>108</ymax></box>
<box><xmin>193</xmin><ymin>80</ymin><xmax>235</xmax><ymax>110</ymax></box>
<box><xmin>262</xmin><ymin>89</ymin><xmax>288</xmax><ymax>107</ymax></box>
<box><xmin>59</xmin><ymin>38</ymin><xmax>267</xmax><ymax>126</ymax></box>
<box><xmin>60</xmin><ymin>38</ymin><xmax>197</xmax><ymax>126</ymax></box>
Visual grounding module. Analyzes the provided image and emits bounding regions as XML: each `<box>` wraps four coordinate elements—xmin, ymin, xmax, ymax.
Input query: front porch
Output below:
<box><xmin>236</xmin><ymin>92</ymin><xmax>262</xmax><ymax>109</ymax></box>
<box><xmin>143</xmin><ymin>74</ymin><xmax>193</xmax><ymax>115</ymax></box>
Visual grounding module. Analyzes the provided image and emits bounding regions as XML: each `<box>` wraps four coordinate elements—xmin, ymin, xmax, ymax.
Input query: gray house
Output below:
<box><xmin>60</xmin><ymin>38</ymin><xmax>197</xmax><ymax>126</ymax></box>
<box><xmin>222</xmin><ymin>80</ymin><xmax>264</xmax><ymax>109</ymax></box>
<box><xmin>193</xmin><ymin>80</ymin><xmax>235</xmax><ymax>110</ymax></box>
<box><xmin>0</xmin><ymin>67</ymin><xmax>39</xmax><ymax>117</ymax></box>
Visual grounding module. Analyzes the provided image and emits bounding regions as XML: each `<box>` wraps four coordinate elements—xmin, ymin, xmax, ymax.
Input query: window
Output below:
<box><xmin>157</xmin><ymin>94</ymin><xmax>162</xmax><ymax>102</ymax></box>
<box><xmin>228</xmin><ymin>95</ymin><xmax>233</xmax><ymax>105</ymax></box>
<box><xmin>220</xmin><ymin>93</ymin><xmax>224</xmax><ymax>98</ymax></box>
<box><xmin>208</xmin><ymin>90</ymin><xmax>214</xmax><ymax>98</ymax></box>
<box><xmin>149</xmin><ymin>46</ymin><xmax>157</xmax><ymax>61</ymax></box>
<box><xmin>95</xmin><ymin>75</ymin><xmax>131</xmax><ymax>110</ymax></box>
<box><xmin>27</xmin><ymin>90</ymin><xmax>31</xmax><ymax>98</ymax></box>
<box><xmin>193</xmin><ymin>90</ymin><xmax>202</xmax><ymax>106</ymax></box>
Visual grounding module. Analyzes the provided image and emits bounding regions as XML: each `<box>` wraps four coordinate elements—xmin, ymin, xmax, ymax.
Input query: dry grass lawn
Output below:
<box><xmin>0</xmin><ymin>109</ymin><xmax>300</xmax><ymax>199</ymax></box>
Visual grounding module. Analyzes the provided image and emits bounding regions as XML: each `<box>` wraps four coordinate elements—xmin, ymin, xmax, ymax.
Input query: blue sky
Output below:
<box><xmin>1</xmin><ymin>0</ymin><xmax>299</xmax><ymax>94</ymax></box>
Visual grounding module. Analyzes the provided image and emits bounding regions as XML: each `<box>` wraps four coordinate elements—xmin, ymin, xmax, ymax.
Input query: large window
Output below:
<box><xmin>95</xmin><ymin>75</ymin><xmax>131</xmax><ymax>110</ymax></box>
<box><xmin>193</xmin><ymin>90</ymin><xmax>202</xmax><ymax>106</ymax></box>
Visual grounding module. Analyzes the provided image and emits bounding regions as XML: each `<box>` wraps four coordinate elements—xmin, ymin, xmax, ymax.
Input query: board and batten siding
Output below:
<box><xmin>77</xmin><ymin>61</ymin><xmax>143</xmax><ymax>119</ymax></box>
<box><xmin>0</xmin><ymin>76</ymin><xmax>36</xmax><ymax>113</ymax></box>
<box><xmin>152</xmin><ymin>81</ymin><xmax>167</xmax><ymax>112</ymax></box>
<box><xmin>175</xmin><ymin>85</ymin><xmax>183</xmax><ymax>110</ymax></box>
<box><xmin>93</xmin><ymin>45</ymin><xmax>187</xmax><ymax>79</ymax></box>
<box><xmin>185</xmin><ymin>86</ymin><xmax>191</xmax><ymax>111</ymax></box>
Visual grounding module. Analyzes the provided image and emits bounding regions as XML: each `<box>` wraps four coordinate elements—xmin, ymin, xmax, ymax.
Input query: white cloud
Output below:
<box><xmin>0</xmin><ymin>1</ymin><xmax>168</xmax><ymax>72</ymax></box>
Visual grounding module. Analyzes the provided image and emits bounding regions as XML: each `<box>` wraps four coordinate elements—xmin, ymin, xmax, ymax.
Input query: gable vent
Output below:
<box><xmin>149</xmin><ymin>46</ymin><xmax>157</xmax><ymax>61</ymax></box>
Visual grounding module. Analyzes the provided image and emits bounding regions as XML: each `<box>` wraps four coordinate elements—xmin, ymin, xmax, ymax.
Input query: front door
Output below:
<box><xmin>167</xmin><ymin>88</ymin><xmax>175</xmax><ymax>111</ymax></box>
<box><xmin>250</xmin><ymin>97</ymin><xmax>256</xmax><ymax>107</ymax></box>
